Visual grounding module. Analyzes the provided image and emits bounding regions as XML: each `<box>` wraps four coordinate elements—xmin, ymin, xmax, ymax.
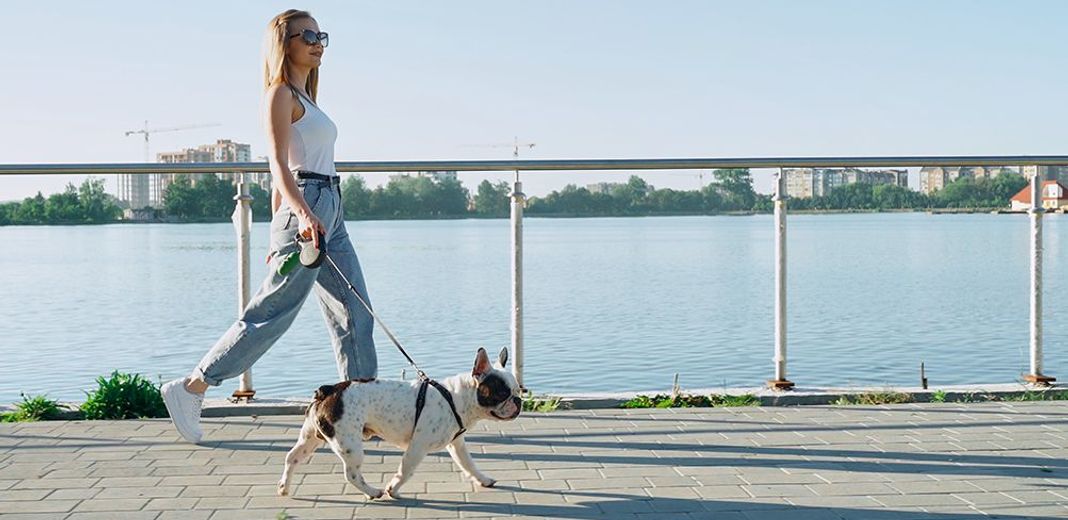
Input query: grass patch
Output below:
<box><xmin>523</xmin><ymin>395</ymin><xmax>564</xmax><ymax>413</ymax></box>
<box><xmin>620</xmin><ymin>393</ymin><xmax>759</xmax><ymax>409</ymax></box>
<box><xmin>81</xmin><ymin>372</ymin><xmax>167</xmax><ymax>420</ymax></box>
<box><xmin>930</xmin><ymin>390</ymin><xmax>947</xmax><ymax>403</ymax></box>
<box><xmin>833</xmin><ymin>391</ymin><xmax>912</xmax><ymax>406</ymax></box>
<box><xmin>1</xmin><ymin>394</ymin><xmax>62</xmax><ymax>422</ymax></box>
<box><xmin>1002</xmin><ymin>389</ymin><xmax>1068</xmax><ymax>402</ymax></box>
<box><xmin>710</xmin><ymin>394</ymin><xmax>761</xmax><ymax>407</ymax></box>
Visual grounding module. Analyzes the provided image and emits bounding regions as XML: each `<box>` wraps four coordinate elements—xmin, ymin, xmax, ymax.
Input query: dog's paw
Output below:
<box><xmin>384</xmin><ymin>485</ymin><xmax>405</xmax><ymax>500</ymax></box>
<box><xmin>364</xmin><ymin>488</ymin><xmax>384</xmax><ymax>500</ymax></box>
<box><xmin>472</xmin><ymin>476</ymin><xmax>497</xmax><ymax>488</ymax></box>
<box><xmin>277</xmin><ymin>482</ymin><xmax>289</xmax><ymax>496</ymax></box>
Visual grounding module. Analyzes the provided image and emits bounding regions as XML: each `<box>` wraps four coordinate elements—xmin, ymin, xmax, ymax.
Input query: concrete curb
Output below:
<box><xmin>190</xmin><ymin>382</ymin><xmax>1068</xmax><ymax>416</ymax></box>
<box><xmin>4</xmin><ymin>382</ymin><xmax>1063</xmax><ymax>419</ymax></box>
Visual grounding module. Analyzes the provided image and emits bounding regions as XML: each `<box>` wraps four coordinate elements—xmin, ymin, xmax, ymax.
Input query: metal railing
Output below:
<box><xmin>2</xmin><ymin>156</ymin><xmax>1063</xmax><ymax>395</ymax></box>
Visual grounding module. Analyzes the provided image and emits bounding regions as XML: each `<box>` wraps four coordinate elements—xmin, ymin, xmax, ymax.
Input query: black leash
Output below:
<box><xmin>322</xmin><ymin>253</ymin><xmax>466</xmax><ymax>439</ymax></box>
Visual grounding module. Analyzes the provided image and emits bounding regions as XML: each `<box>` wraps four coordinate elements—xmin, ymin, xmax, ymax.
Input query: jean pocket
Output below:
<box><xmin>270</xmin><ymin>204</ymin><xmax>295</xmax><ymax>233</ymax></box>
<box><xmin>301</xmin><ymin>183</ymin><xmax>324</xmax><ymax>213</ymax></box>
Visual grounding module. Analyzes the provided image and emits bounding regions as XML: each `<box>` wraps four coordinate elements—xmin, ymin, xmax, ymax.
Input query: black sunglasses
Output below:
<box><xmin>288</xmin><ymin>29</ymin><xmax>329</xmax><ymax>48</ymax></box>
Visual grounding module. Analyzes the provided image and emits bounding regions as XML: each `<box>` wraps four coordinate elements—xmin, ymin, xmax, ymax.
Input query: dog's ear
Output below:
<box><xmin>473</xmin><ymin>347</ymin><xmax>492</xmax><ymax>377</ymax></box>
<box><xmin>497</xmin><ymin>347</ymin><xmax>509</xmax><ymax>368</ymax></box>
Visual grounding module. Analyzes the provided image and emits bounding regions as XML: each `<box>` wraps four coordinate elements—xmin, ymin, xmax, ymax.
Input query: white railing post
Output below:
<box><xmin>768</xmin><ymin>168</ymin><xmax>794</xmax><ymax>390</ymax></box>
<box><xmin>232</xmin><ymin>172</ymin><xmax>256</xmax><ymax>400</ymax></box>
<box><xmin>510</xmin><ymin>170</ymin><xmax>526</xmax><ymax>390</ymax></box>
<box><xmin>1024</xmin><ymin>166</ymin><xmax>1055</xmax><ymax>386</ymax></box>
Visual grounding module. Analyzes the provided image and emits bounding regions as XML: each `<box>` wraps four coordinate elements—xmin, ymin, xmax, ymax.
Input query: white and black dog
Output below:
<box><xmin>278</xmin><ymin>347</ymin><xmax>523</xmax><ymax>499</ymax></box>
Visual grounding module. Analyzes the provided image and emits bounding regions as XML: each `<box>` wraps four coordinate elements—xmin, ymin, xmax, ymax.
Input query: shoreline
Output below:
<box><xmin>4</xmin><ymin>207</ymin><xmax>1057</xmax><ymax>226</ymax></box>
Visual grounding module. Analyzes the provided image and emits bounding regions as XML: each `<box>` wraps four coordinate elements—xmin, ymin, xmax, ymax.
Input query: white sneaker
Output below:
<box><xmin>162</xmin><ymin>377</ymin><xmax>204</xmax><ymax>443</ymax></box>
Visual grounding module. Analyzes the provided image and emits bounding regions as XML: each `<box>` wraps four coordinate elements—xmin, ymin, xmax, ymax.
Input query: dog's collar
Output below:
<box><xmin>414</xmin><ymin>379</ymin><xmax>466</xmax><ymax>441</ymax></box>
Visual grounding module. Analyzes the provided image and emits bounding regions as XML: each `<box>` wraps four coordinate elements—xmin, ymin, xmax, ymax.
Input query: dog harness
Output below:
<box><xmin>414</xmin><ymin>378</ymin><xmax>466</xmax><ymax>441</ymax></box>
<box><xmin>320</xmin><ymin>244</ymin><xmax>466</xmax><ymax>443</ymax></box>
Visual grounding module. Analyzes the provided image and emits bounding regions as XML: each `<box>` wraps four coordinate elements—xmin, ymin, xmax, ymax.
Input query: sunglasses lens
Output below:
<box><xmin>302</xmin><ymin>29</ymin><xmax>318</xmax><ymax>45</ymax></box>
<box><xmin>319</xmin><ymin>32</ymin><xmax>329</xmax><ymax>48</ymax></box>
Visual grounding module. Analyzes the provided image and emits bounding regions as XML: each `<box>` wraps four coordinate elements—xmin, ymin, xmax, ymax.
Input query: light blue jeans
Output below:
<box><xmin>194</xmin><ymin>177</ymin><xmax>378</xmax><ymax>385</ymax></box>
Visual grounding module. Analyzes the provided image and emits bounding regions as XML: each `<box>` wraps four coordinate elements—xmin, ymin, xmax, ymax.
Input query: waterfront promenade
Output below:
<box><xmin>1</xmin><ymin>402</ymin><xmax>1066</xmax><ymax>519</ymax></box>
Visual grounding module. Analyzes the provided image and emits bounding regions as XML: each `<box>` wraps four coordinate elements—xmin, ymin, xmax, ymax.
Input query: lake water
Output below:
<box><xmin>1</xmin><ymin>213</ymin><xmax>1065</xmax><ymax>402</ymax></box>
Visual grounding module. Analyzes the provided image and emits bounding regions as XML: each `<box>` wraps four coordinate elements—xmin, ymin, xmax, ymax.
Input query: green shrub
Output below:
<box><xmin>523</xmin><ymin>395</ymin><xmax>563</xmax><ymax>413</ymax></box>
<box><xmin>620</xmin><ymin>393</ymin><xmax>759</xmax><ymax>409</ymax></box>
<box><xmin>833</xmin><ymin>391</ymin><xmax>912</xmax><ymax>405</ymax></box>
<box><xmin>81</xmin><ymin>372</ymin><xmax>167</xmax><ymax>420</ymax></box>
<box><xmin>930</xmin><ymin>390</ymin><xmax>947</xmax><ymax>403</ymax></box>
<box><xmin>621</xmin><ymin>394</ymin><xmax>660</xmax><ymax>408</ymax></box>
<box><xmin>854</xmin><ymin>391</ymin><xmax>912</xmax><ymax>405</ymax></box>
<box><xmin>710</xmin><ymin>394</ymin><xmax>760</xmax><ymax>407</ymax></box>
<box><xmin>1</xmin><ymin>393</ymin><xmax>61</xmax><ymax>422</ymax></box>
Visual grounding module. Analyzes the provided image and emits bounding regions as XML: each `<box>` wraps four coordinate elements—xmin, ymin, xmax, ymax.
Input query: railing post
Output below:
<box><xmin>232</xmin><ymin>172</ymin><xmax>256</xmax><ymax>400</ymax></box>
<box><xmin>510</xmin><ymin>170</ymin><xmax>526</xmax><ymax>390</ymax></box>
<box><xmin>1024</xmin><ymin>166</ymin><xmax>1055</xmax><ymax>386</ymax></box>
<box><xmin>768</xmin><ymin>168</ymin><xmax>794</xmax><ymax>390</ymax></box>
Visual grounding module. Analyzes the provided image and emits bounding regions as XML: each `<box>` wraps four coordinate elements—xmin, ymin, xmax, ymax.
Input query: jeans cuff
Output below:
<box><xmin>192</xmin><ymin>366</ymin><xmax>222</xmax><ymax>387</ymax></box>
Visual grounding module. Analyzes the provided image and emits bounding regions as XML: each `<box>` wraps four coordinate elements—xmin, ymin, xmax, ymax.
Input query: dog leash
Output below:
<box><xmin>322</xmin><ymin>253</ymin><xmax>467</xmax><ymax>439</ymax></box>
<box><xmin>323</xmin><ymin>253</ymin><xmax>429</xmax><ymax>381</ymax></box>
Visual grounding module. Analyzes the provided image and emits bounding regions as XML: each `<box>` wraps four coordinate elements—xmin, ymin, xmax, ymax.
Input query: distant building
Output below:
<box><xmin>122</xmin><ymin>207</ymin><xmax>159</xmax><ymax>222</ymax></box>
<box><xmin>586</xmin><ymin>182</ymin><xmax>621</xmax><ymax>194</ymax></box>
<box><xmin>584</xmin><ymin>181</ymin><xmax>654</xmax><ymax>195</ymax></box>
<box><xmin>1010</xmin><ymin>180</ymin><xmax>1068</xmax><ymax>211</ymax></box>
<box><xmin>919</xmin><ymin>166</ymin><xmax>1018</xmax><ymax>194</ymax></box>
<box><xmin>1020</xmin><ymin>165</ymin><xmax>1066</xmax><ymax>184</ymax></box>
<box><xmin>784</xmin><ymin>168</ymin><xmax>907</xmax><ymax>199</ymax></box>
<box><xmin>388</xmin><ymin>171</ymin><xmax>458</xmax><ymax>183</ymax></box>
<box><xmin>156</xmin><ymin>139</ymin><xmax>264</xmax><ymax>197</ymax></box>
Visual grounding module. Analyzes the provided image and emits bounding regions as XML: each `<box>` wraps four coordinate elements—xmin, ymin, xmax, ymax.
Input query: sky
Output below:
<box><xmin>2</xmin><ymin>1</ymin><xmax>1067</xmax><ymax>201</ymax></box>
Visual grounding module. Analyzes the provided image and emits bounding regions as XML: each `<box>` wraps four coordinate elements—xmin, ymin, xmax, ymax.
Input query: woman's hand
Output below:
<box><xmin>295</xmin><ymin>206</ymin><xmax>327</xmax><ymax>249</ymax></box>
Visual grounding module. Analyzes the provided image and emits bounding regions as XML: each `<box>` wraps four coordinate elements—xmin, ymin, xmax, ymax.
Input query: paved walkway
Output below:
<box><xmin>1</xmin><ymin>402</ymin><xmax>1067</xmax><ymax>519</ymax></box>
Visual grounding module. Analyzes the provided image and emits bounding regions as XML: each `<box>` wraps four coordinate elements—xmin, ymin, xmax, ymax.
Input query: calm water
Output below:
<box><xmin>1</xmin><ymin>214</ymin><xmax>1065</xmax><ymax>402</ymax></box>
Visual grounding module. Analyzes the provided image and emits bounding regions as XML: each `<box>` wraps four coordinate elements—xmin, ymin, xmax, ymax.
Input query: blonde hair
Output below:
<box><xmin>262</xmin><ymin>9</ymin><xmax>319</xmax><ymax>102</ymax></box>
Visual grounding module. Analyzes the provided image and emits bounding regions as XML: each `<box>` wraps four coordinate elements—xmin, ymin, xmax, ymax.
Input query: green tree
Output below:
<box><xmin>341</xmin><ymin>175</ymin><xmax>371</xmax><ymax>217</ymax></box>
<box><xmin>0</xmin><ymin>203</ymin><xmax>13</xmax><ymax>225</ymax></box>
<box><xmin>78</xmin><ymin>177</ymin><xmax>120</xmax><ymax>222</ymax></box>
<box><xmin>474</xmin><ymin>180</ymin><xmax>511</xmax><ymax>217</ymax></box>
<box><xmin>711</xmin><ymin>169</ymin><xmax>756</xmax><ymax>210</ymax></box>
<box><xmin>15</xmin><ymin>193</ymin><xmax>47</xmax><ymax>224</ymax></box>
<box><xmin>432</xmin><ymin>177</ymin><xmax>471</xmax><ymax>215</ymax></box>
<box><xmin>248</xmin><ymin>183</ymin><xmax>271</xmax><ymax>220</ymax></box>
<box><xmin>45</xmin><ymin>184</ymin><xmax>82</xmax><ymax>223</ymax></box>
<box><xmin>198</xmin><ymin>174</ymin><xmax>237</xmax><ymax>218</ymax></box>
<box><xmin>163</xmin><ymin>176</ymin><xmax>201</xmax><ymax>218</ymax></box>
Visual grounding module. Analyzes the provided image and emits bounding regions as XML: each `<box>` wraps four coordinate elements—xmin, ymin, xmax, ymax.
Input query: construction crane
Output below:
<box><xmin>124</xmin><ymin>121</ymin><xmax>221</xmax><ymax>162</ymax></box>
<box><xmin>120</xmin><ymin>121</ymin><xmax>220</xmax><ymax>209</ymax></box>
<box><xmin>461</xmin><ymin>136</ymin><xmax>536</xmax><ymax>160</ymax></box>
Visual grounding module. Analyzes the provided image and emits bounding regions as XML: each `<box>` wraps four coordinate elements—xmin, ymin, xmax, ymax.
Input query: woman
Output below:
<box><xmin>161</xmin><ymin>9</ymin><xmax>377</xmax><ymax>443</ymax></box>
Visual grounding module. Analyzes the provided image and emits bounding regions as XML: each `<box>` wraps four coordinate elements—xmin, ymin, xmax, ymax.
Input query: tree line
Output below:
<box><xmin>0</xmin><ymin>170</ymin><xmax>1034</xmax><ymax>225</ymax></box>
<box><xmin>0</xmin><ymin>178</ymin><xmax>121</xmax><ymax>225</ymax></box>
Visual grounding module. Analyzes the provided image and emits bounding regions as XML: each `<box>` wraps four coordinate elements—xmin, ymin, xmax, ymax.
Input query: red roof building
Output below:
<box><xmin>1010</xmin><ymin>180</ymin><xmax>1068</xmax><ymax>211</ymax></box>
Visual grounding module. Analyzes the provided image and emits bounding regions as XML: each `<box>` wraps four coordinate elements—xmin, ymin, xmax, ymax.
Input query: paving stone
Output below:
<box><xmin>0</xmin><ymin>403</ymin><xmax>1066</xmax><ymax>518</ymax></box>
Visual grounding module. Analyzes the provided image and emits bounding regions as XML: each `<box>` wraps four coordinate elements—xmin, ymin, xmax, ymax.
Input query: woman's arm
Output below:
<box><xmin>264</xmin><ymin>84</ymin><xmax>325</xmax><ymax>248</ymax></box>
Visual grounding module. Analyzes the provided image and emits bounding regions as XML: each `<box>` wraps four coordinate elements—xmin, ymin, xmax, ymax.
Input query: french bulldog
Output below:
<box><xmin>278</xmin><ymin>347</ymin><xmax>523</xmax><ymax>499</ymax></box>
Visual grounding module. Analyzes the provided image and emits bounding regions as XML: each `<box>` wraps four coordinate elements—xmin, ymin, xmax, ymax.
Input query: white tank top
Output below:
<box><xmin>287</xmin><ymin>86</ymin><xmax>338</xmax><ymax>176</ymax></box>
